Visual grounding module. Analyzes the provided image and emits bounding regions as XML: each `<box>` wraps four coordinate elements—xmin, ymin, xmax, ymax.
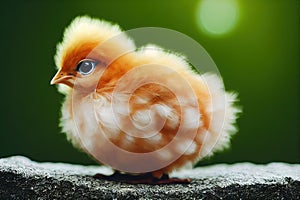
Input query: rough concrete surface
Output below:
<box><xmin>0</xmin><ymin>156</ymin><xmax>299</xmax><ymax>200</ymax></box>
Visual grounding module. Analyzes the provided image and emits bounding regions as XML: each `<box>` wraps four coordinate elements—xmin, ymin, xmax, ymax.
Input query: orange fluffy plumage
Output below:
<box><xmin>51</xmin><ymin>16</ymin><xmax>240</xmax><ymax>184</ymax></box>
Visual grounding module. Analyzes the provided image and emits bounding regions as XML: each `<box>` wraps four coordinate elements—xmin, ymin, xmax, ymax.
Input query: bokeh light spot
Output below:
<box><xmin>196</xmin><ymin>0</ymin><xmax>239</xmax><ymax>36</ymax></box>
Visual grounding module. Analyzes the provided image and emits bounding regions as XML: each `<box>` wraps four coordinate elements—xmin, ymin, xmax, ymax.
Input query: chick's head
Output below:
<box><xmin>51</xmin><ymin>16</ymin><xmax>135</xmax><ymax>91</ymax></box>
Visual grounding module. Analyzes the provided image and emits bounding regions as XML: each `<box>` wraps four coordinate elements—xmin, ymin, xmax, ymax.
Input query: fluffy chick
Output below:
<box><xmin>51</xmin><ymin>16</ymin><xmax>240</xmax><ymax>184</ymax></box>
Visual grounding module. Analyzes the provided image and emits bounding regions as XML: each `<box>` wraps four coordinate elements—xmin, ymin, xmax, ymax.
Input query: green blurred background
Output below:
<box><xmin>1</xmin><ymin>0</ymin><xmax>299</xmax><ymax>166</ymax></box>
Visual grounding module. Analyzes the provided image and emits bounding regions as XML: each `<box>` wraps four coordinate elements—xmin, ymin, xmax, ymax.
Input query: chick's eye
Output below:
<box><xmin>76</xmin><ymin>59</ymin><xmax>97</xmax><ymax>75</ymax></box>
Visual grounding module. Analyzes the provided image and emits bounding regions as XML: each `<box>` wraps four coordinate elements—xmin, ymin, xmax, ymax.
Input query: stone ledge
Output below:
<box><xmin>0</xmin><ymin>156</ymin><xmax>299</xmax><ymax>199</ymax></box>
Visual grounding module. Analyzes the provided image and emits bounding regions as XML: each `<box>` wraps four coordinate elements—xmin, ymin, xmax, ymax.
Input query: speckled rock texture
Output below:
<box><xmin>0</xmin><ymin>156</ymin><xmax>299</xmax><ymax>200</ymax></box>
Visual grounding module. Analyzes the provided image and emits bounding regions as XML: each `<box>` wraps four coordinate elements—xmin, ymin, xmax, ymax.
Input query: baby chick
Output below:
<box><xmin>51</xmin><ymin>16</ymin><xmax>240</xmax><ymax>184</ymax></box>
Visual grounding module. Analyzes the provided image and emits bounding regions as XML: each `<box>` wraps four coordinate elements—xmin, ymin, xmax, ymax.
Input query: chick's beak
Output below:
<box><xmin>50</xmin><ymin>70</ymin><xmax>74</xmax><ymax>87</ymax></box>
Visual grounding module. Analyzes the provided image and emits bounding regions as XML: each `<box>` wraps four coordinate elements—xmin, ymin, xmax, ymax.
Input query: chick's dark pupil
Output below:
<box><xmin>81</xmin><ymin>62</ymin><xmax>92</xmax><ymax>72</ymax></box>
